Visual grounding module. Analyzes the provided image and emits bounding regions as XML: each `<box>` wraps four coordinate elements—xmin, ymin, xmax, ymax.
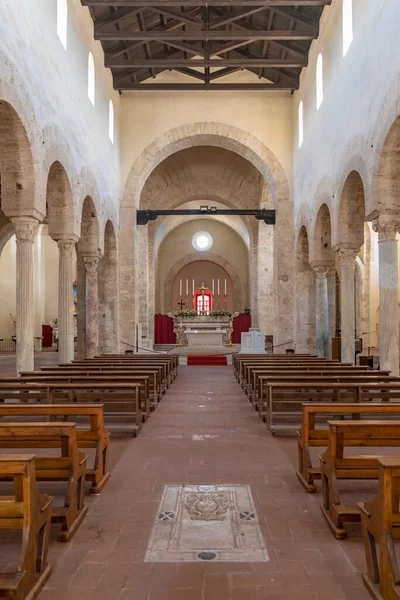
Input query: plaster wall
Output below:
<box><xmin>157</xmin><ymin>220</ymin><xmax>250</xmax><ymax>314</ymax></box>
<box><xmin>120</xmin><ymin>91</ymin><xmax>293</xmax><ymax>195</ymax></box>
<box><xmin>0</xmin><ymin>0</ymin><xmax>120</xmax><ymax>228</ymax></box>
<box><xmin>293</xmin><ymin>0</ymin><xmax>400</xmax><ymax>229</ymax></box>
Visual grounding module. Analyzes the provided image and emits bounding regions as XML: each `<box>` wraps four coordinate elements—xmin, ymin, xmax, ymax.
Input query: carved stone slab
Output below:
<box><xmin>145</xmin><ymin>484</ymin><xmax>269</xmax><ymax>562</ymax></box>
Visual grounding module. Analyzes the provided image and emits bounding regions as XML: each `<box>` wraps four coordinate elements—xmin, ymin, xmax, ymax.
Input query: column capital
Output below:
<box><xmin>338</xmin><ymin>247</ymin><xmax>358</xmax><ymax>267</ymax></box>
<box><xmin>83</xmin><ymin>255</ymin><xmax>99</xmax><ymax>275</ymax></box>
<box><xmin>57</xmin><ymin>239</ymin><xmax>76</xmax><ymax>258</ymax></box>
<box><xmin>10</xmin><ymin>216</ymin><xmax>40</xmax><ymax>242</ymax></box>
<box><xmin>372</xmin><ymin>216</ymin><xmax>400</xmax><ymax>241</ymax></box>
<box><xmin>312</xmin><ymin>265</ymin><xmax>330</xmax><ymax>279</ymax></box>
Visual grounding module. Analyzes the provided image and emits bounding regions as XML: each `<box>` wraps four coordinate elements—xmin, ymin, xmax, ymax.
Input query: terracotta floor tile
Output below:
<box><xmin>0</xmin><ymin>363</ymin><xmax>372</xmax><ymax>600</ymax></box>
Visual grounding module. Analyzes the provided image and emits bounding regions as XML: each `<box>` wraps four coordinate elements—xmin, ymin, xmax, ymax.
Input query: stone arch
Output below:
<box><xmin>337</xmin><ymin>170</ymin><xmax>366</xmax><ymax>250</ymax></box>
<box><xmin>46</xmin><ymin>161</ymin><xmax>75</xmax><ymax>239</ymax></box>
<box><xmin>310</xmin><ymin>203</ymin><xmax>334</xmax><ymax>264</ymax></box>
<box><xmin>375</xmin><ymin>116</ymin><xmax>400</xmax><ymax>216</ymax></box>
<box><xmin>163</xmin><ymin>252</ymin><xmax>243</xmax><ymax>314</ymax></box>
<box><xmin>77</xmin><ymin>168</ymin><xmax>104</xmax><ymax>252</ymax></box>
<box><xmin>0</xmin><ymin>100</ymin><xmax>38</xmax><ymax>219</ymax></box>
<box><xmin>295</xmin><ymin>226</ymin><xmax>316</xmax><ymax>353</ymax></box>
<box><xmin>120</xmin><ymin>122</ymin><xmax>293</xmax><ymax>349</ymax></box>
<box><xmin>78</xmin><ymin>196</ymin><xmax>101</xmax><ymax>256</ymax></box>
<box><xmin>98</xmin><ymin>220</ymin><xmax>119</xmax><ymax>353</ymax></box>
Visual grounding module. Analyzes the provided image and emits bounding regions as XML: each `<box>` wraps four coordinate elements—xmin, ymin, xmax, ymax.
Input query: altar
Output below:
<box><xmin>185</xmin><ymin>329</ymin><xmax>226</xmax><ymax>348</ymax></box>
<box><xmin>168</xmin><ymin>313</ymin><xmax>239</xmax><ymax>346</ymax></box>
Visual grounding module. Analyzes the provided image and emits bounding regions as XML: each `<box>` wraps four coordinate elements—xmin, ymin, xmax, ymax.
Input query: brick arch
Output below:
<box><xmin>120</xmin><ymin>122</ymin><xmax>293</xmax><ymax>349</ymax></box>
<box><xmin>46</xmin><ymin>161</ymin><xmax>75</xmax><ymax>240</ymax></box>
<box><xmin>336</xmin><ymin>169</ymin><xmax>366</xmax><ymax>250</ymax></box>
<box><xmin>163</xmin><ymin>253</ymin><xmax>243</xmax><ymax>314</ymax></box>
<box><xmin>310</xmin><ymin>202</ymin><xmax>334</xmax><ymax>264</ymax></box>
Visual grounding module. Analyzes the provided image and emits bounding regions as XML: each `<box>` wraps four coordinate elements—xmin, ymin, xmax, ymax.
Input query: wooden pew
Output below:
<box><xmin>237</xmin><ymin>359</ymin><xmax>344</xmax><ymax>387</ymax></box>
<box><xmin>0</xmin><ymin>423</ymin><xmax>87</xmax><ymax>541</ymax></box>
<box><xmin>72</xmin><ymin>359</ymin><xmax>171</xmax><ymax>390</ymax></box>
<box><xmin>0</xmin><ymin>404</ymin><xmax>110</xmax><ymax>495</ymax></box>
<box><xmin>0</xmin><ymin>382</ymin><xmax>142</xmax><ymax>437</ymax></box>
<box><xmin>259</xmin><ymin>382</ymin><xmax>400</xmax><ymax>434</ymax></box>
<box><xmin>359</xmin><ymin>457</ymin><xmax>400</xmax><ymax>600</ymax></box>
<box><xmin>251</xmin><ymin>368</ymin><xmax>389</xmax><ymax>404</ymax></box>
<box><xmin>320</xmin><ymin>420</ymin><xmax>400</xmax><ymax>539</ymax></box>
<box><xmin>233</xmin><ymin>354</ymin><xmax>330</xmax><ymax>381</ymax></box>
<box><xmin>19</xmin><ymin>372</ymin><xmax>153</xmax><ymax>420</ymax></box>
<box><xmin>97</xmin><ymin>354</ymin><xmax>179</xmax><ymax>379</ymax></box>
<box><xmin>37</xmin><ymin>366</ymin><xmax>161</xmax><ymax>404</ymax></box>
<box><xmin>296</xmin><ymin>402</ymin><xmax>400</xmax><ymax>493</ymax></box>
<box><xmin>0</xmin><ymin>454</ymin><xmax>53</xmax><ymax>600</ymax></box>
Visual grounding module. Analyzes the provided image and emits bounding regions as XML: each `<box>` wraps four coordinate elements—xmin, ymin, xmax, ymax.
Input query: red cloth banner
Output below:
<box><xmin>154</xmin><ymin>315</ymin><xmax>176</xmax><ymax>344</ymax></box>
<box><xmin>232</xmin><ymin>314</ymin><xmax>251</xmax><ymax>344</ymax></box>
<box><xmin>42</xmin><ymin>325</ymin><xmax>53</xmax><ymax>348</ymax></box>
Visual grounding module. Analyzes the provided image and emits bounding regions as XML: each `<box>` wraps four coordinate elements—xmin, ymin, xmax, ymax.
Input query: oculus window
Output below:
<box><xmin>192</xmin><ymin>231</ymin><xmax>213</xmax><ymax>252</ymax></box>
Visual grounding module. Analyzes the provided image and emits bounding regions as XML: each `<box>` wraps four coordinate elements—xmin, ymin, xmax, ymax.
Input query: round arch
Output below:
<box><xmin>120</xmin><ymin>122</ymin><xmax>293</xmax><ymax>349</ymax></box>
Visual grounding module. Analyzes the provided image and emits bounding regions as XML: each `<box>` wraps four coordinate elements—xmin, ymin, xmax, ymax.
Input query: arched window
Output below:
<box><xmin>342</xmin><ymin>0</ymin><xmax>353</xmax><ymax>56</ymax></box>
<box><xmin>57</xmin><ymin>0</ymin><xmax>68</xmax><ymax>49</ymax></box>
<box><xmin>88</xmin><ymin>52</ymin><xmax>95</xmax><ymax>106</ymax></box>
<box><xmin>316</xmin><ymin>53</ymin><xmax>323</xmax><ymax>110</ymax></box>
<box><xmin>298</xmin><ymin>101</ymin><xmax>304</xmax><ymax>148</ymax></box>
<box><xmin>108</xmin><ymin>100</ymin><xmax>114</xmax><ymax>143</ymax></box>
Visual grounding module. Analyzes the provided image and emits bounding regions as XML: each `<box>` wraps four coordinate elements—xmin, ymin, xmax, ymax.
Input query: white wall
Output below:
<box><xmin>0</xmin><ymin>0</ymin><xmax>120</xmax><ymax>226</ymax></box>
<box><xmin>293</xmin><ymin>0</ymin><xmax>400</xmax><ymax>227</ymax></box>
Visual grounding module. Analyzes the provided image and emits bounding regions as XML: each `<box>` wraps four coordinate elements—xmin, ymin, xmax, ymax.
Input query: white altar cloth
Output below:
<box><xmin>184</xmin><ymin>329</ymin><xmax>226</xmax><ymax>348</ymax></box>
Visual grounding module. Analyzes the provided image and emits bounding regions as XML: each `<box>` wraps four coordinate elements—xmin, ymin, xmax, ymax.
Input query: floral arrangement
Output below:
<box><xmin>176</xmin><ymin>310</ymin><xmax>198</xmax><ymax>318</ymax></box>
<box><xmin>209</xmin><ymin>310</ymin><xmax>233</xmax><ymax>317</ymax></box>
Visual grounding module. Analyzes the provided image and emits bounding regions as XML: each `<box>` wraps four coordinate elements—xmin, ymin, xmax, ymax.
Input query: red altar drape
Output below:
<box><xmin>42</xmin><ymin>325</ymin><xmax>53</xmax><ymax>348</ymax></box>
<box><xmin>154</xmin><ymin>315</ymin><xmax>176</xmax><ymax>344</ymax></box>
<box><xmin>232</xmin><ymin>314</ymin><xmax>251</xmax><ymax>344</ymax></box>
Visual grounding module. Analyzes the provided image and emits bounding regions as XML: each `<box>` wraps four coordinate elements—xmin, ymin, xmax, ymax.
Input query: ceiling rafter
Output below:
<box><xmin>83</xmin><ymin>0</ymin><xmax>327</xmax><ymax>90</ymax></box>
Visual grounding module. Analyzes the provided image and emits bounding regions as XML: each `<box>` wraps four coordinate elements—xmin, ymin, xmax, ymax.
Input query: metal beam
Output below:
<box><xmin>84</xmin><ymin>1</ymin><xmax>331</xmax><ymax>6</ymax></box>
<box><xmin>137</xmin><ymin>207</ymin><xmax>276</xmax><ymax>225</ymax></box>
<box><xmin>119</xmin><ymin>82</ymin><xmax>296</xmax><ymax>89</ymax></box>
<box><xmin>106</xmin><ymin>57</ymin><xmax>307</xmax><ymax>67</ymax></box>
<box><xmin>96</xmin><ymin>29</ymin><xmax>316</xmax><ymax>41</ymax></box>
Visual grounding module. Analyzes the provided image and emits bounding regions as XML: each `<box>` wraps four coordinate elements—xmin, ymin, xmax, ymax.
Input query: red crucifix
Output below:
<box><xmin>194</xmin><ymin>282</ymin><xmax>212</xmax><ymax>315</ymax></box>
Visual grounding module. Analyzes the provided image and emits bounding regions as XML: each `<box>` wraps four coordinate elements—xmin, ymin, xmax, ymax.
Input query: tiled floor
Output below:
<box><xmin>2</xmin><ymin>363</ymin><xmax>370</xmax><ymax>599</ymax></box>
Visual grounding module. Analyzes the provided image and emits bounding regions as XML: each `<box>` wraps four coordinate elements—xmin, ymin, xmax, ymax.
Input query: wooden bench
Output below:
<box><xmin>19</xmin><ymin>372</ymin><xmax>153</xmax><ymax>420</ymax></box>
<box><xmin>320</xmin><ymin>420</ymin><xmax>400</xmax><ymax>539</ymax></box>
<box><xmin>0</xmin><ymin>382</ymin><xmax>142</xmax><ymax>436</ymax></box>
<box><xmin>251</xmin><ymin>369</ymin><xmax>390</xmax><ymax>405</ymax></box>
<box><xmin>237</xmin><ymin>359</ymin><xmax>344</xmax><ymax>387</ymax></box>
<box><xmin>0</xmin><ymin>454</ymin><xmax>53</xmax><ymax>600</ymax></box>
<box><xmin>0</xmin><ymin>404</ymin><xmax>110</xmax><ymax>495</ymax></box>
<box><xmin>72</xmin><ymin>359</ymin><xmax>171</xmax><ymax>391</ymax></box>
<box><xmin>97</xmin><ymin>354</ymin><xmax>179</xmax><ymax>380</ymax></box>
<box><xmin>296</xmin><ymin>402</ymin><xmax>400</xmax><ymax>493</ymax></box>
<box><xmin>0</xmin><ymin>423</ymin><xmax>87</xmax><ymax>541</ymax></box>
<box><xmin>259</xmin><ymin>382</ymin><xmax>400</xmax><ymax>434</ymax></box>
<box><xmin>359</xmin><ymin>457</ymin><xmax>400</xmax><ymax>600</ymax></box>
<box><xmin>37</xmin><ymin>366</ymin><xmax>161</xmax><ymax>405</ymax></box>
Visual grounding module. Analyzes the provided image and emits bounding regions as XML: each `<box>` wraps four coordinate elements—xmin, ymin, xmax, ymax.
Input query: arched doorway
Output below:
<box><xmin>172</xmin><ymin>261</ymin><xmax>234</xmax><ymax>313</ymax></box>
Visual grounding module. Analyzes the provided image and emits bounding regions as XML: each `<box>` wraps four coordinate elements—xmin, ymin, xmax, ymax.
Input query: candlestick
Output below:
<box><xmin>180</xmin><ymin>279</ymin><xmax>182</xmax><ymax>296</ymax></box>
<box><xmin>192</xmin><ymin>279</ymin><xmax>194</xmax><ymax>295</ymax></box>
<box><xmin>186</xmin><ymin>279</ymin><xmax>188</xmax><ymax>296</ymax></box>
<box><xmin>224</xmin><ymin>279</ymin><xmax>227</xmax><ymax>295</ymax></box>
<box><xmin>212</xmin><ymin>279</ymin><xmax>214</xmax><ymax>295</ymax></box>
<box><xmin>217</xmin><ymin>279</ymin><xmax>220</xmax><ymax>296</ymax></box>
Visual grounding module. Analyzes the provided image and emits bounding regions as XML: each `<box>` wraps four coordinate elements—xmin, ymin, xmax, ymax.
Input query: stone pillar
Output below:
<box><xmin>338</xmin><ymin>248</ymin><xmax>358</xmax><ymax>364</ymax></box>
<box><xmin>57</xmin><ymin>238</ymin><xmax>76</xmax><ymax>363</ymax></box>
<box><xmin>373</xmin><ymin>218</ymin><xmax>399</xmax><ymax>375</ymax></box>
<box><xmin>76</xmin><ymin>256</ymin><xmax>86</xmax><ymax>359</ymax></box>
<box><xmin>10</xmin><ymin>217</ymin><xmax>40</xmax><ymax>374</ymax></box>
<box><xmin>313</xmin><ymin>265</ymin><xmax>330</xmax><ymax>358</ymax></box>
<box><xmin>84</xmin><ymin>256</ymin><xmax>99</xmax><ymax>358</ymax></box>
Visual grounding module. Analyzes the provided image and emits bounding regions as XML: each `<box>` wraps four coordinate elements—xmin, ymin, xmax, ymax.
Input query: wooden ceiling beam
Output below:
<box><xmin>149</xmin><ymin>6</ymin><xmax>203</xmax><ymax>25</ymax></box>
<box><xmin>94</xmin><ymin>7</ymin><xmax>139</xmax><ymax>29</ymax></box>
<box><xmin>116</xmin><ymin>82</ymin><xmax>297</xmax><ymax>89</ymax></box>
<box><xmin>106</xmin><ymin>57</ymin><xmax>307</xmax><ymax>67</ymax></box>
<box><xmin>209</xmin><ymin>7</ymin><xmax>269</xmax><ymax>29</ymax></box>
<box><xmin>96</xmin><ymin>29</ymin><xmax>316</xmax><ymax>41</ymax></box>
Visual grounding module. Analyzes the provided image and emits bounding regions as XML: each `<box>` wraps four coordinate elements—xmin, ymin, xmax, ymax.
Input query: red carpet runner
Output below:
<box><xmin>187</xmin><ymin>354</ymin><xmax>228</xmax><ymax>366</ymax></box>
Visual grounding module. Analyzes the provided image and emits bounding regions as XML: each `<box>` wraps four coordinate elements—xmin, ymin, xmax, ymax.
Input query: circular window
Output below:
<box><xmin>192</xmin><ymin>231</ymin><xmax>213</xmax><ymax>252</ymax></box>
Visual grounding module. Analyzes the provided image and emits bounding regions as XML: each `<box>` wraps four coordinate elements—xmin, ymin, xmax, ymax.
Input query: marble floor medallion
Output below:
<box><xmin>145</xmin><ymin>484</ymin><xmax>269</xmax><ymax>562</ymax></box>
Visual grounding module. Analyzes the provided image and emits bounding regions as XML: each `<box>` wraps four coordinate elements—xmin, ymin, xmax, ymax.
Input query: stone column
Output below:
<box><xmin>84</xmin><ymin>256</ymin><xmax>99</xmax><ymax>358</ymax></box>
<box><xmin>313</xmin><ymin>265</ymin><xmax>330</xmax><ymax>358</ymax></box>
<box><xmin>373</xmin><ymin>218</ymin><xmax>399</xmax><ymax>375</ymax></box>
<box><xmin>10</xmin><ymin>217</ymin><xmax>40</xmax><ymax>374</ymax></box>
<box><xmin>57</xmin><ymin>238</ymin><xmax>76</xmax><ymax>363</ymax></box>
<box><xmin>338</xmin><ymin>248</ymin><xmax>358</xmax><ymax>364</ymax></box>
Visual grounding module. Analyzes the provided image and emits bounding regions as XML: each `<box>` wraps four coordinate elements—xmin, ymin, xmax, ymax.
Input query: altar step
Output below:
<box><xmin>154</xmin><ymin>344</ymin><xmax>178</xmax><ymax>353</ymax></box>
<box><xmin>187</xmin><ymin>354</ymin><xmax>228</xmax><ymax>366</ymax></box>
